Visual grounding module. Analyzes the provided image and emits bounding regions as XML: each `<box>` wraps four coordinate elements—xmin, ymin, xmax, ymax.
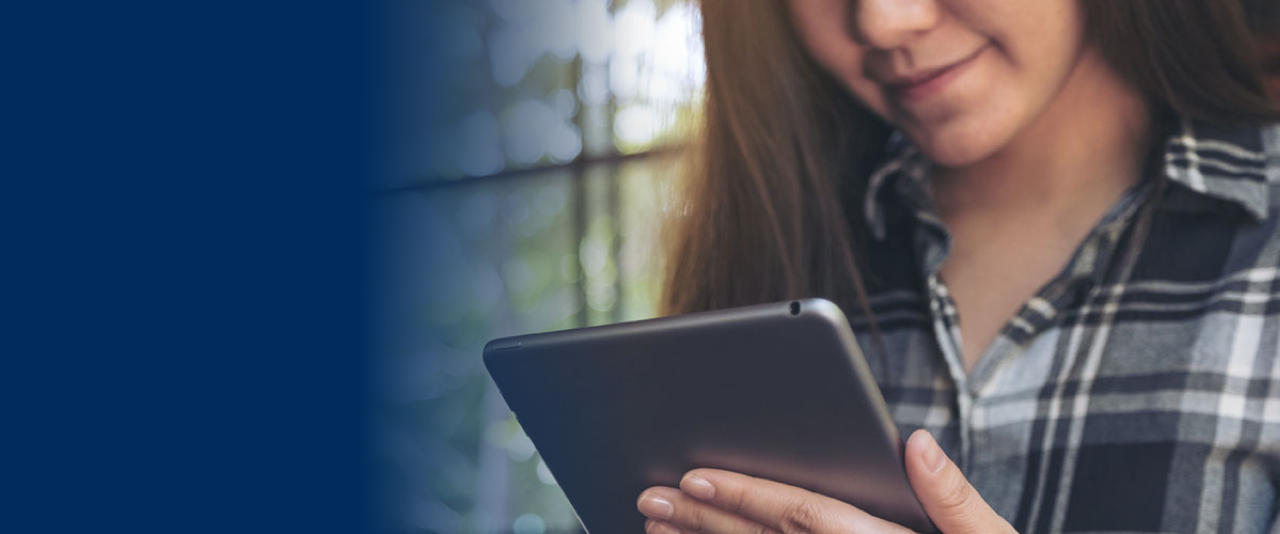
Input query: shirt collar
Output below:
<box><xmin>864</xmin><ymin>132</ymin><xmax>930</xmax><ymax>241</ymax></box>
<box><xmin>863</xmin><ymin>117</ymin><xmax>1278</xmax><ymax>240</ymax></box>
<box><xmin>1161</xmin><ymin>117</ymin><xmax>1274</xmax><ymax>222</ymax></box>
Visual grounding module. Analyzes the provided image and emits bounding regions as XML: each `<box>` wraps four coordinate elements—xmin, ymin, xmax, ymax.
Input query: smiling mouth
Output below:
<box><xmin>882</xmin><ymin>45</ymin><xmax>990</xmax><ymax>100</ymax></box>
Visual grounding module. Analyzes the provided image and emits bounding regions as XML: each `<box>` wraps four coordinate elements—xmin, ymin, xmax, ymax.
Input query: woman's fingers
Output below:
<box><xmin>638</xmin><ymin>433</ymin><xmax>1022</xmax><ymax>534</ymax></box>
<box><xmin>639</xmin><ymin>469</ymin><xmax>914</xmax><ymax>534</ymax></box>
<box><xmin>638</xmin><ymin>486</ymin><xmax>778</xmax><ymax>534</ymax></box>
<box><xmin>645</xmin><ymin>518</ymin><xmax>684</xmax><ymax>534</ymax></box>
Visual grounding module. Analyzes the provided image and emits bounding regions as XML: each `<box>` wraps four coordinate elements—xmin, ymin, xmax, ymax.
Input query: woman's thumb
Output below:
<box><xmin>905</xmin><ymin>430</ymin><xmax>1017</xmax><ymax>534</ymax></box>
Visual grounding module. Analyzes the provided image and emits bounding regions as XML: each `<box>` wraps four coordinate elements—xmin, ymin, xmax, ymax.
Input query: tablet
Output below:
<box><xmin>483</xmin><ymin>298</ymin><xmax>935</xmax><ymax>534</ymax></box>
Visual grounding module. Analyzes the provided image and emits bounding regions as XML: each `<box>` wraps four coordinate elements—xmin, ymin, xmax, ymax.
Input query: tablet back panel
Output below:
<box><xmin>484</xmin><ymin>298</ymin><xmax>934</xmax><ymax>534</ymax></box>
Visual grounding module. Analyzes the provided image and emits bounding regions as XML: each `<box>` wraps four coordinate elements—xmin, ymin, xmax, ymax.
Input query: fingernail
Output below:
<box><xmin>680</xmin><ymin>475</ymin><xmax>715</xmax><ymax>500</ymax></box>
<box><xmin>638</xmin><ymin>494</ymin><xmax>674</xmax><ymax>519</ymax></box>
<box><xmin>921</xmin><ymin>431</ymin><xmax>946</xmax><ymax>474</ymax></box>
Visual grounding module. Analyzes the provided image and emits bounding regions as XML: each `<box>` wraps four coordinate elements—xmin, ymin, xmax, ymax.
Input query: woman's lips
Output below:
<box><xmin>883</xmin><ymin>45</ymin><xmax>989</xmax><ymax>101</ymax></box>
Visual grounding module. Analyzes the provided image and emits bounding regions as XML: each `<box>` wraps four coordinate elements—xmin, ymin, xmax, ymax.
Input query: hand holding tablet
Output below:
<box><xmin>634</xmin><ymin>431</ymin><xmax>1018</xmax><ymax>534</ymax></box>
<box><xmin>484</xmin><ymin>299</ymin><xmax>939</xmax><ymax>534</ymax></box>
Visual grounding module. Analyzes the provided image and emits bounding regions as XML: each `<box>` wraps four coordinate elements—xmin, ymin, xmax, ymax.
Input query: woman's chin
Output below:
<box><xmin>914</xmin><ymin>136</ymin><xmax>1003</xmax><ymax>169</ymax></box>
<box><xmin>899</xmin><ymin>113</ymin><xmax>1019</xmax><ymax>168</ymax></box>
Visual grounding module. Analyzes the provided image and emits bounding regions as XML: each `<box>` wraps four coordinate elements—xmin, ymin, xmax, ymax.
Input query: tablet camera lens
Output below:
<box><xmin>790</xmin><ymin>301</ymin><xmax>800</xmax><ymax>315</ymax></box>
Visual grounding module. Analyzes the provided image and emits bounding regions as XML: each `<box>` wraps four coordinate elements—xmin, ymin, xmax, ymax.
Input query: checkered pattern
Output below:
<box><xmin>850</xmin><ymin>117</ymin><xmax>1280</xmax><ymax>534</ymax></box>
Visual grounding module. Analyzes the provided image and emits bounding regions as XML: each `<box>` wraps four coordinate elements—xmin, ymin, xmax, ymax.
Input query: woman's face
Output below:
<box><xmin>787</xmin><ymin>0</ymin><xmax>1092</xmax><ymax>167</ymax></box>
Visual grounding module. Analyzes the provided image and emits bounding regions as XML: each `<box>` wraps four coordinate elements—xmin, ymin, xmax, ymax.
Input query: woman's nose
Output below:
<box><xmin>850</xmin><ymin>0</ymin><xmax>941</xmax><ymax>50</ymax></box>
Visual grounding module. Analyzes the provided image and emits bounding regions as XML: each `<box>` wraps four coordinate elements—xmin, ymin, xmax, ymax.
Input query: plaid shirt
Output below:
<box><xmin>850</xmin><ymin>117</ymin><xmax>1280</xmax><ymax>534</ymax></box>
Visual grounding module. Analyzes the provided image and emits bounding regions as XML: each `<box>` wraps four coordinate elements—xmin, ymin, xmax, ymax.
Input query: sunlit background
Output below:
<box><xmin>377</xmin><ymin>1</ymin><xmax>704</xmax><ymax>532</ymax></box>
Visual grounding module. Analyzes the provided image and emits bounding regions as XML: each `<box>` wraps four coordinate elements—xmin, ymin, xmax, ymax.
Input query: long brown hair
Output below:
<box><xmin>662</xmin><ymin>0</ymin><xmax>1280</xmax><ymax>318</ymax></box>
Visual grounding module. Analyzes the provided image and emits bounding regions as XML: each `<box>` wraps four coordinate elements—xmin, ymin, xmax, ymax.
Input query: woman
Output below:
<box><xmin>638</xmin><ymin>1</ymin><xmax>1280</xmax><ymax>533</ymax></box>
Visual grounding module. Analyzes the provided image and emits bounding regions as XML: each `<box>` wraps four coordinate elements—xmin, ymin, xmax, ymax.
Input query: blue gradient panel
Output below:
<box><xmin>3</xmin><ymin>1</ymin><xmax>373</xmax><ymax>532</ymax></box>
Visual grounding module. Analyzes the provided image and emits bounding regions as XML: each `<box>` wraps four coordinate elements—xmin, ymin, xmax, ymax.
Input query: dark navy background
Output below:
<box><xmin>2</xmin><ymin>1</ymin><xmax>387</xmax><ymax>531</ymax></box>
